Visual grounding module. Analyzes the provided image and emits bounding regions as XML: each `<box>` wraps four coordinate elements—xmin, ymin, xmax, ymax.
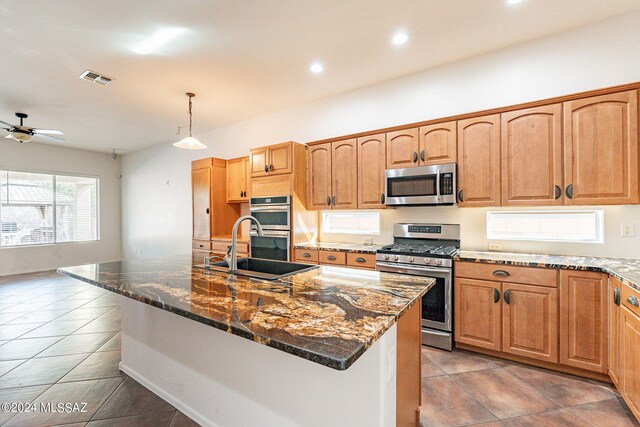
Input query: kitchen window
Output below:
<box><xmin>0</xmin><ymin>170</ymin><xmax>99</xmax><ymax>247</ymax></box>
<box><xmin>321</xmin><ymin>211</ymin><xmax>380</xmax><ymax>235</ymax></box>
<box><xmin>486</xmin><ymin>210</ymin><xmax>604</xmax><ymax>243</ymax></box>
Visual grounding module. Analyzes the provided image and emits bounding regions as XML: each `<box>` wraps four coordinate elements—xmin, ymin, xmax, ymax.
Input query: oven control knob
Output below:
<box><xmin>382</xmin><ymin>255</ymin><xmax>389</xmax><ymax>261</ymax></box>
<box><xmin>424</xmin><ymin>258</ymin><xmax>431</xmax><ymax>264</ymax></box>
<box><xmin>407</xmin><ymin>257</ymin><xmax>414</xmax><ymax>263</ymax></box>
<box><xmin>391</xmin><ymin>255</ymin><xmax>399</xmax><ymax>262</ymax></box>
<box><xmin>434</xmin><ymin>259</ymin><xmax>442</xmax><ymax>266</ymax></box>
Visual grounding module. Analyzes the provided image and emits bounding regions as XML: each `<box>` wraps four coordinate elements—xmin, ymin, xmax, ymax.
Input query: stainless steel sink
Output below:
<box><xmin>195</xmin><ymin>257</ymin><xmax>318</xmax><ymax>280</ymax></box>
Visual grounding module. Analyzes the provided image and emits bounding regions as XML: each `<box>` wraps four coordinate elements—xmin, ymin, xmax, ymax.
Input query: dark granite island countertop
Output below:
<box><xmin>58</xmin><ymin>256</ymin><xmax>433</xmax><ymax>371</ymax></box>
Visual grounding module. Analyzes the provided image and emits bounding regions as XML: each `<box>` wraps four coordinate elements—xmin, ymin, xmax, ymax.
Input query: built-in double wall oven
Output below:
<box><xmin>249</xmin><ymin>196</ymin><xmax>291</xmax><ymax>261</ymax></box>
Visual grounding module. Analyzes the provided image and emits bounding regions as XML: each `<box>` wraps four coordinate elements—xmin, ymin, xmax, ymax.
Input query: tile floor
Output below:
<box><xmin>0</xmin><ymin>271</ymin><xmax>638</xmax><ymax>427</ymax></box>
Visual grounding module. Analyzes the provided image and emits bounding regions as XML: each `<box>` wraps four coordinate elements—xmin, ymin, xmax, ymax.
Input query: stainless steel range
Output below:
<box><xmin>375</xmin><ymin>223</ymin><xmax>460</xmax><ymax>351</ymax></box>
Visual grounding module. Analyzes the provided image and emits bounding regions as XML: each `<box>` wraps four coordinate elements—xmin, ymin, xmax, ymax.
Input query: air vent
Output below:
<box><xmin>79</xmin><ymin>70</ymin><xmax>113</xmax><ymax>85</ymax></box>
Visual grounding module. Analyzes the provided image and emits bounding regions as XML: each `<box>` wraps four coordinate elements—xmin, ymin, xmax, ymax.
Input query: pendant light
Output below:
<box><xmin>173</xmin><ymin>92</ymin><xmax>207</xmax><ymax>149</ymax></box>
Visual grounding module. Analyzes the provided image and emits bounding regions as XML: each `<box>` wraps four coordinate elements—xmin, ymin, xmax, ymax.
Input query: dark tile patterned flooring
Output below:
<box><xmin>0</xmin><ymin>271</ymin><xmax>637</xmax><ymax>427</ymax></box>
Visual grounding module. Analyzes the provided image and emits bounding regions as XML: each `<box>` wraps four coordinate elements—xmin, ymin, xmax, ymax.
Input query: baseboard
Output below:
<box><xmin>118</xmin><ymin>362</ymin><xmax>213</xmax><ymax>427</ymax></box>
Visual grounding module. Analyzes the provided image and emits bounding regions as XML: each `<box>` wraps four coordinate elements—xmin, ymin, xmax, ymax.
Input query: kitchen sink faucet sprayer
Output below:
<box><xmin>226</xmin><ymin>215</ymin><xmax>263</xmax><ymax>271</ymax></box>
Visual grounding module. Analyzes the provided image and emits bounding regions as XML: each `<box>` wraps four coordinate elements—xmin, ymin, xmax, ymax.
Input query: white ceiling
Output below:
<box><xmin>1</xmin><ymin>0</ymin><xmax>639</xmax><ymax>153</ymax></box>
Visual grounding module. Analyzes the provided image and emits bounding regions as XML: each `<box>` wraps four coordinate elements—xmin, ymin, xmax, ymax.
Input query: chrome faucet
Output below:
<box><xmin>226</xmin><ymin>215</ymin><xmax>263</xmax><ymax>271</ymax></box>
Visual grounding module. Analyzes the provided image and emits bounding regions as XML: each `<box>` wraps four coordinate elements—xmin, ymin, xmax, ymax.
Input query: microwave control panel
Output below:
<box><xmin>440</xmin><ymin>173</ymin><xmax>454</xmax><ymax>195</ymax></box>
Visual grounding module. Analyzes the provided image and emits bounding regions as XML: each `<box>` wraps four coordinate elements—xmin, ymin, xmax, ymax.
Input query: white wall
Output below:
<box><xmin>0</xmin><ymin>142</ymin><xmax>122</xmax><ymax>275</ymax></box>
<box><xmin>122</xmin><ymin>12</ymin><xmax>640</xmax><ymax>259</ymax></box>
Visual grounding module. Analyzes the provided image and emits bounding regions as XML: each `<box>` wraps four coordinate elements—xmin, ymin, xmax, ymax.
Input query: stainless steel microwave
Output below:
<box><xmin>384</xmin><ymin>163</ymin><xmax>456</xmax><ymax>206</ymax></box>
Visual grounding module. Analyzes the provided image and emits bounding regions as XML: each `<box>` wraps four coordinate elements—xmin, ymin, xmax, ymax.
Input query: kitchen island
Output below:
<box><xmin>58</xmin><ymin>256</ymin><xmax>433</xmax><ymax>427</ymax></box>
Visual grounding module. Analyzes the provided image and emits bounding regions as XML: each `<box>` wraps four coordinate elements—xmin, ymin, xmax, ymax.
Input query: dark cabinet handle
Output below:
<box><xmin>554</xmin><ymin>185</ymin><xmax>562</xmax><ymax>200</ymax></box>
<box><xmin>206</xmin><ymin>208</ymin><xmax>210</xmax><ymax>214</ymax></box>
<box><xmin>380</xmin><ymin>194</ymin><xmax>386</xmax><ymax>204</ymax></box>
<box><xmin>269</xmin><ymin>164</ymin><xmax>274</xmax><ymax>172</ymax></box>
<box><xmin>412</xmin><ymin>151</ymin><xmax>418</xmax><ymax>163</ymax></box>
<box><xmin>628</xmin><ymin>295</ymin><xmax>639</xmax><ymax>307</ymax></box>
<box><xmin>493</xmin><ymin>288</ymin><xmax>501</xmax><ymax>303</ymax></box>
<box><xmin>355</xmin><ymin>257</ymin><xmax>366</xmax><ymax>263</ymax></box>
<box><xmin>240</xmin><ymin>191</ymin><xmax>243</xmax><ymax>198</ymax></box>
<box><xmin>331</xmin><ymin>196</ymin><xmax>336</xmax><ymax>206</ymax></box>
<box><xmin>327</xmin><ymin>255</ymin><xmax>337</xmax><ymax>261</ymax></box>
<box><xmin>493</xmin><ymin>270</ymin><xmax>510</xmax><ymax>277</ymax></box>
<box><xmin>420</xmin><ymin>150</ymin><xmax>425</xmax><ymax>162</ymax></box>
<box><xmin>199</xmin><ymin>244</ymin><xmax>204</xmax><ymax>248</ymax></box>
<box><xmin>504</xmin><ymin>289</ymin><xmax>511</xmax><ymax>304</ymax></box>
<box><xmin>458</xmin><ymin>189</ymin><xmax>464</xmax><ymax>202</ymax></box>
<box><xmin>264</xmin><ymin>164</ymin><xmax>269</xmax><ymax>173</ymax></box>
<box><xmin>614</xmin><ymin>288</ymin><xmax>621</xmax><ymax>306</ymax></box>
<box><xmin>327</xmin><ymin>196</ymin><xmax>331</xmax><ymax>206</ymax></box>
<box><xmin>566</xmin><ymin>184</ymin><xmax>573</xmax><ymax>199</ymax></box>
<box><xmin>302</xmin><ymin>252</ymin><xmax>311</xmax><ymax>258</ymax></box>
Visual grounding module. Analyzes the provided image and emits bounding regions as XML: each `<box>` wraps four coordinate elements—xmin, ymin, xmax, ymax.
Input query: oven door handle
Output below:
<box><xmin>249</xmin><ymin>205</ymin><xmax>290</xmax><ymax>212</ymax></box>
<box><xmin>376</xmin><ymin>262</ymin><xmax>450</xmax><ymax>275</ymax></box>
<box><xmin>250</xmin><ymin>230</ymin><xmax>290</xmax><ymax>237</ymax></box>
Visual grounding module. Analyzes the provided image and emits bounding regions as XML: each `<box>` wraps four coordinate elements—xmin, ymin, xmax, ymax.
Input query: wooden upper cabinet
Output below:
<box><xmin>454</xmin><ymin>278</ymin><xmax>502</xmax><ymax>351</ymax></box>
<box><xmin>563</xmin><ymin>90</ymin><xmax>639</xmax><ymax>205</ymax></box>
<box><xmin>457</xmin><ymin>114</ymin><xmax>501</xmax><ymax>207</ymax></box>
<box><xmin>609</xmin><ymin>276</ymin><xmax>622</xmax><ymax>386</ymax></box>
<box><xmin>249</xmin><ymin>146</ymin><xmax>269</xmax><ymax>177</ymax></box>
<box><xmin>559</xmin><ymin>270</ymin><xmax>608</xmax><ymax>373</ymax></box>
<box><xmin>268</xmin><ymin>142</ymin><xmax>293</xmax><ymax>175</ymax></box>
<box><xmin>386</xmin><ymin>128</ymin><xmax>419</xmax><ymax>169</ymax></box>
<box><xmin>357</xmin><ymin>134</ymin><xmax>386</xmax><ymax>209</ymax></box>
<box><xmin>308</xmin><ymin>143</ymin><xmax>332</xmax><ymax>210</ymax></box>
<box><xmin>502</xmin><ymin>283</ymin><xmax>558</xmax><ymax>363</ymax></box>
<box><xmin>331</xmin><ymin>139</ymin><xmax>358</xmax><ymax>209</ymax></box>
<box><xmin>419</xmin><ymin>122</ymin><xmax>457</xmax><ymax>165</ymax></box>
<box><xmin>226</xmin><ymin>157</ymin><xmax>249</xmax><ymax>203</ymax></box>
<box><xmin>192</xmin><ymin>160</ymin><xmax>211</xmax><ymax>240</ymax></box>
<box><xmin>501</xmin><ymin>104</ymin><xmax>564</xmax><ymax>206</ymax></box>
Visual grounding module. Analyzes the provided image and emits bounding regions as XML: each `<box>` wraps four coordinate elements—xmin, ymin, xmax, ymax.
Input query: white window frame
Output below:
<box><xmin>486</xmin><ymin>210</ymin><xmax>604</xmax><ymax>244</ymax></box>
<box><xmin>321</xmin><ymin>211</ymin><xmax>381</xmax><ymax>235</ymax></box>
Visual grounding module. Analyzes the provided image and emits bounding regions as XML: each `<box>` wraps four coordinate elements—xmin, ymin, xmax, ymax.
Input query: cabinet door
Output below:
<box><xmin>243</xmin><ymin>157</ymin><xmax>251</xmax><ymax>200</ymax></box>
<box><xmin>457</xmin><ymin>114</ymin><xmax>501</xmax><ymax>207</ymax></box>
<box><xmin>419</xmin><ymin>122</ymin><xmax>457</xmax><ymax>165</ymax></box>
<box><xmin>501</xmin><ymin>104</ymin><xmax>563</xmax><ymax>206</ymax></box>
<box><xmin>386</xmin><ymin>128</ymin><xmax>419</xmax><ymax>169</ymax></box>
<box><xmin>192</xmin><ymin>166</ymin><xmax>211</xmax><ymax>240</ymax></box>
<box><xmin>563</xmin><ymin>90</ymin><xmax>639</xmax><ymax>205</ymax></box>
<box><xmin>621</xmin><ymin>306</ymin><xmax>640</xmax><ymax>420</ymax></box>
<box><xmin>502</xmin><ymin>283</ymin><xmax>558</xmax><ymax>363</ymax></box>
<box><xmin>357</xmin><ymin>134</ymin><xmax>386</xmax><ymax>209</ymax></box>
<box><xmin>454</xmin><ymin>278</ymin><xmax>502</xmax><ymax>351</ymax></box>
<box><xmin>609</xmin><ymin>277</ymin><xmax>622</xmax><ymax>386</ymax></box>
<box><xmin>559</xmin><ymin>270</ymin><xmax>608</xmax><ymax>373</ymax></box>
<box><xmin>226</xmin><ymin>157</ymin><xmax>247</xmax><ymax>203</ymax></box>
<box><xmin>250</xmin><ymin>147</ymin><xmax>269</xmax><ymax>178</ymax></box>
<box><xmin>268</xmin><ymin>142</ymin><xmax>293</xmax><ymax>175</ymax></box>
<box><xmin>331</xmin><ymin>139</ymin><xmax>358</xmax><ymax>209</ymax></box>
<box><xmin>308</xmin><ymin>143</ymin><xmax>332</xmax><ymax>210</ymax></box>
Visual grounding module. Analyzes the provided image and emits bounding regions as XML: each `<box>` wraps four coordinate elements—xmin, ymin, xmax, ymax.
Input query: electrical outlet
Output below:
<box><xmin>621</xmin><ymin>223</ymin><xmax>635</xmax><ymax>237</ymax></box>
<box><xmin>488</xmin><ymin>242</ymin><xmax>503</xmax><ymax>251</ymax></box>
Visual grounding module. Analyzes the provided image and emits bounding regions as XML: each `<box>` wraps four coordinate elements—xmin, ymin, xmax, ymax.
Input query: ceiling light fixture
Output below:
<box><xmin>392</xmin><ymin>32</ymin><xmax>409</xmax><ymax>45</ymax></box>
<box><xmin>506</xmin><ymin>0</ymin><xmax>524</xmax><ymax>4</ymax></box>
<box><xmin>132</xmin><ymin>28</ymin><xmax>186</xmax><ymax>55</ymax></box>
<box><xmin>310</xmin><ymin>62</ymin><xmax>324</xmax><ymax>74</ymax></box>
<box><xmin>173</xmin><ymin>93</ymin><xmax>207</xmax><ymax>150</ymax></box>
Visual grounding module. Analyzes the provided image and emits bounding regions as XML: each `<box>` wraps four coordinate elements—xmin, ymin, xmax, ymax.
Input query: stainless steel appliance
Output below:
<box><xmin>249</xmin><ymin>196</ymin><xmax>291</xmax><ymax>261</ymax></box>
<box><xmin>375</xmin><ymin>223</ymin><xmax>460</xmax><ymax>350</ymax></box>
<box><xmin>384</xmin><ymin>163</ymin><xmax>456</xmax><ymax>206</ymax></box>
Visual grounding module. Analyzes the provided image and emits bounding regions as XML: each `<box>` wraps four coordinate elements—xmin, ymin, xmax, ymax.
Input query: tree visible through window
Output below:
<box><xmin>0</xmin><ymin>171</ymin><xmax>99</xmax><ymax>247</ymax></box>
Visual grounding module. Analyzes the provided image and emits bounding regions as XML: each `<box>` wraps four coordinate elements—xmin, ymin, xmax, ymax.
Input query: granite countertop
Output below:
<box><xmin>294</xmin><ymin>242</ymin><xmax>383</xmax><ymax>254</ymax></box>
<box><xmin>456</xmin><ymin>250</ymin><xmax>640</xmax><ymax>291</ymax></box>
<box><xmin>58</xmin><ymin>256</ymin><xmax>433</xmax><ymax>370</ymax></box>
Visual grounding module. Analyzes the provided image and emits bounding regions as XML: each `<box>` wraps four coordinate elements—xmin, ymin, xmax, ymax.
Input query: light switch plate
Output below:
<box><xmin>621</xmin><ymin>223</ymin><xmax>635</xmax><ymax>237</ymax></box>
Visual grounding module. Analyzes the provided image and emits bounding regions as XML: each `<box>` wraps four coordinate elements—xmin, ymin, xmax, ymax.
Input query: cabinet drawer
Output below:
<box><xmin>319</xmin><ymin>250</ymin><xmax>346</xmax><ymax>266</ymax></box>
<box><xmin>455</xmin><ymin>262</ymin><xmax>558</xmax><ymax>287</ymax></box>
<box><xmin>295</xmin><ymin>249</ymin><xmax>319</xmax><ymax>263</ymax></box>
<box><xmin>622</xmin><ymin>282</ymin><xmax>640</xmax><ymax>317</ymax></box>
<box><xmin>212</xmin><ymin>240</ymin><xmax>248</xmax><ymax>254</ymax></box>
<box><xmin>192</xmin><ymin>240</ymin><xmax>212</xmax><ymax>251</ymax></box>
<box><xmin>346</xmin><ymin>253</ymin><xmax>376</xmax><ymax>270</ymax></box>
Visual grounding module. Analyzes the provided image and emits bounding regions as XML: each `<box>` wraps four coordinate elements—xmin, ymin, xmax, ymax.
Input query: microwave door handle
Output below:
<box><xmin>436</xmin><ymin>169</ymin><xmax>441</xmax><ymax>200</ymax></box>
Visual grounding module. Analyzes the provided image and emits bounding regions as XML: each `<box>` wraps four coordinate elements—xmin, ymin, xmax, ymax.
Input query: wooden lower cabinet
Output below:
<box><xmin>621</xmin><ymin>305</ymin><xmax>640</xmax><ymax>420</ymax></box>
<box><xmin>454</xmin><ymin>278</ymin><xmax>502</xmax><ymax>351</ymax></box>
<box><xmin>559</xmin><ymin>270</ymin><xmax>608</xmax><ymax>373</ymax></box>
<box><xmin>502</xmin><ymin>283</ymin><xmax>558</xmax><ymax>363</ymax></box>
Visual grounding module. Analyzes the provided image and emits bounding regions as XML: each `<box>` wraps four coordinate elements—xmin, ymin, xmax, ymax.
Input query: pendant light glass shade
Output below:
<box><xmin>174</xmin><ymin>92</ymin><xmax>207</xmax><ymax>150</ymax></box>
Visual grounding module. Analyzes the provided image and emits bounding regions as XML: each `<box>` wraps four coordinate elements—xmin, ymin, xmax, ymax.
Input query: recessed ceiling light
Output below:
<box><xmin>132</xmin><ymin>28</ymin><xmax>186</xmax><ymax>55</ymax></box>
<box><xmin>506</xmin><ymin>0</ymin><xmax>524</xmax><ymax>4</ymax></box>
<box><xmin>392</xmin><ymin>32</ymin><xmax>409</xmax><ymax>45</ymax></box>
<box><xmin>310</xmin><ymin>62</ymin><xmax>324</xmax><ymax>74</ymax></box>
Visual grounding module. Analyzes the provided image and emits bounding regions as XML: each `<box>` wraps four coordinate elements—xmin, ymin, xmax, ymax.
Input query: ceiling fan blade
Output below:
<box><xmin>0</xmin><ymin>120</ymin><xmax>15</xmax><ymax>128</ymax></box>
<box><xmin>5</xmin><ymin>134</ymin><xmax>13</xmax><ymax>139</ymax></box>
<box><xmin>34</xmin><ymin>133</ymin><xmax>65</xmax><ymax>143</ymax></box>
<box><xmin>34</xmin><ymin>129</ymin><xmax>64</xmax><ymax>135</ymax></box>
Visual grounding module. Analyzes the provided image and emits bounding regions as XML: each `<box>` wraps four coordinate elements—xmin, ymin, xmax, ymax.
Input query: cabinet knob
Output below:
<box><xmin>412</xmin><ymin>151</ymin><xmax>418</xmax><ymax>163</ymax></box>
<box><xmin>554</xmin><ymin>185</ymin><xmax>562</xmax><ymax>200</ymax></box>
<box><xmin>302</xmin><ymin>252</ymin><xmax>311</xmax><ymax>258</ymax></box>
<box><xmin>503</xmin><ymin>289</ymin><xmax>511</xmax><ymax>304</ymax></box>
<box><xmin>457</xmin><ymin>189</ymin><xmax>464</xmax><ymax>202</ymax></box>
<box><xmin>206</xmin><ymin>208</ymin><xmax>210</xmax><ymax>214</ymax></box>
<box><xmin>614</xmin><ymin>288</ymin><xmax>621</xmax><ymax>306</ymax></box>
<box><xmin>269</xmin><ymin>164</ymin><xmax>274</xmax><ymax>172</ymax></box>
<box><xmin>327</xmin><ymin>196</ymin><xmax>331</xmax><ymax>206</ymax></box>
<box><xmin>327</xmin><ymin>255</ymin><xmax>337</xmax><ymax>261</ymax></box>
<box><xmin>628</xmin><ymin>295</ymin><xmax>639</xmax><ymax>307</ymax></box>
<box><xmin>380</xmin><ymin>193</ymin><xmax>386</xmax><ymax>204</ymax></box>
<box><xmin>493</xmin><ymin>270</ymin><xmax>510</xmax><ymax>277</ymax></box>
<box><xmin>240</xmin><ymin>191</ymin><xmax>243</xmax><ymax>198</ymax></box>
<box><xmin>355</xmin><ymin>257</ymin><xmax>366</xmax><ymax>263</ymax></box>
<box><xmin>566</xmin><ymin>184</ymin><xmax>573</xmax><ymax>199</ymax></box>
<box><xmin>493</xmin><ymin>288</ymin><xmax>501</xmax><ymax>303</ymax></box>
<box><xmin>420</xmin><ymin>150</ymin><xmax>426</xmax><ymax>162</ymax></box>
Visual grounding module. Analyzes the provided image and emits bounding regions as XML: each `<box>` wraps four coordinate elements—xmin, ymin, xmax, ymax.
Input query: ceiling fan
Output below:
<box><xmin>1</xmin><ymin>112</ymin><xmax>64</xmax><ymax>143</ymax></box>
